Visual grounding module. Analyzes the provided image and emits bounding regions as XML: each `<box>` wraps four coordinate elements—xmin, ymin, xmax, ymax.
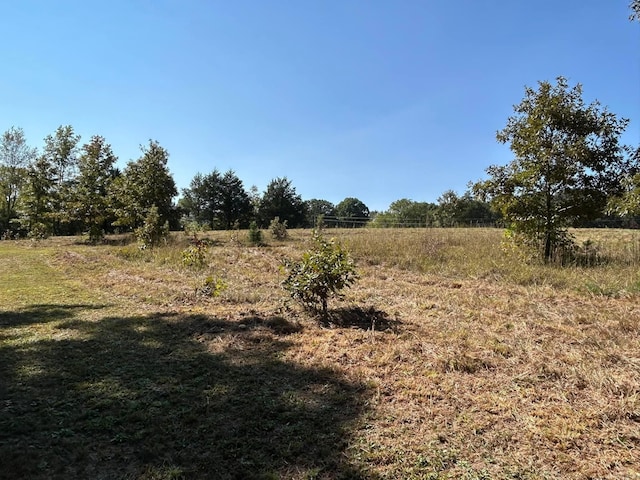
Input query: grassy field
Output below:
<box><xmin>1</xmin><ymin>228</ymin><xmax>639</xmax><ymax>479</ymax></box>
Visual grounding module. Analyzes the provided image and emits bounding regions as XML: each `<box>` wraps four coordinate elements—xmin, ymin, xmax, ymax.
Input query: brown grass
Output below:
<box><xmin>1</xmin><ymin>228</ymin><xmax>639</xmax><ymax>479</ymax></box>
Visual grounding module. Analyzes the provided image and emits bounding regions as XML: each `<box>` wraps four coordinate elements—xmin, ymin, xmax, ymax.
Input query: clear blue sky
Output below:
<box><xmin>2</xmin><ymin>0</ymin><xmax>639</xmax><ymax>211</ymax></box>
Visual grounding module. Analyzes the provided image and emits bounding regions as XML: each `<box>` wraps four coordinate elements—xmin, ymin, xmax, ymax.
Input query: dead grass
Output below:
<box><xmin>1</xmin><ymin>228</ymin><xmax>640</xmax><ymax>479</ymax></box>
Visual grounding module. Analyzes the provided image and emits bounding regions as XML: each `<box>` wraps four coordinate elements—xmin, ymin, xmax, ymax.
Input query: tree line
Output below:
<box><xmin>0</xmin><ymin>126</ymin><xmax>502</xmax><ymax>242</ymax></box>
<box><xmin>1</xmin><ymin>74</ymin><xmax>639</xmax><ymax>259</ymax></box>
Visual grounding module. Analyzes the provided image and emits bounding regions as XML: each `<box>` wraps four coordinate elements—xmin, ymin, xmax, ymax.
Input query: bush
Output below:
<box><xmin>136</xmin><ymin>206</ymin><xmax>169</xmax><ymax>249</ymax></box>
<box><xmin>182</xmin><ymin>237</ymin><xmax>209</xmax><ymax>269</ymax></box>
<box><xmin>269</xmin><ymin>216</ymin><xmax>288</xmax><ymax>240</ymax></box>
<box><xmin>282</xmin><ymin>230</ymin><xmax>358</xmax><ymax>315</ymax></box>
<box><xmin>248</xmin><ymin>221</ymin><xmax>263</xmax><ymax>245</ymax></box>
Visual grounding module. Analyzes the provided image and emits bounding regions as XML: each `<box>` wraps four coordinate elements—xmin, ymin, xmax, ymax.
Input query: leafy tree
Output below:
<box><xmin>304</xmin><ymin>199</ymin><xmax>336</xmax><ymax>227</ymax></box>
<box><xmin>180</xmin><ymin>169</ymin><xmax>252</xmax><ymax>229</ymax></box>
<box><xmin>180</xmin><ymin>171</ymin><xmax>221</xmax><ymax>228</ymax></box>
<box><xmin>73</xmin><ymin>136</ymin><xmax>118</xmax><ymax>243</ymax></box>
<box><xmin>608</xmin><ymin>146</ymin><xmax>640</xmax><ymax>217</ymax></box>
<box><xmin>0</xmin><ymin>127</ymin><xmax>37</xmax><ymax>234</ymax></box>
<box><xmin>282</xmin><ymin>231</ymin><xmax>358</xmax><ymax>316</ymax></box>
<box><xmin>112</xmin><ymin>140</ymin><xmax>177</xmax><ymax>230</ymax></box>
<box><xmin>371</xmin><ymin>199</ymin><xmax>436</xmax><ymax>227</ymax></box>
<box><xmin>136</xmin><ymin>205</ymin><xmax>169</xmax><ymax>249</ymax></box>
<box><xmin>335</xmin><ymin>197</ymin><xmax>370</xmax><ymax>227</ymax></box>
<box><xmin>19</xmin><ymin>156</ymin><xmax>56</xmax><ymax>237</ymax></box>
<box><xmin>474</xmin><ymin>77</ymin><xmax>630</xmax><ymax>262</ymax></box>
<box><xmin>218</xmin><ymin>170</ymin><xmax>252</xmax><ymax>229</ymax></box>
<box><xmin>41</xmin><ymin>125</ymin><xmax>81</xmax><ymax>235</ymax></box>
<box><xmin>432</xmin><ymin>191</ymin><xmax>497</xmax><ymax>227</ymax></box>
<box><xmin>257</xmin><ymin>177</ymin><xmax>306</xmax><ymax>228</ymax></box>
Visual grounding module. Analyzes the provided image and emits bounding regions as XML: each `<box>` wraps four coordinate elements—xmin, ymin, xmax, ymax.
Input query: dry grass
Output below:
<box><xmin>1</xmin><ymin>228</ymin><xmax>639</xmax><ymax>479</ymax></box>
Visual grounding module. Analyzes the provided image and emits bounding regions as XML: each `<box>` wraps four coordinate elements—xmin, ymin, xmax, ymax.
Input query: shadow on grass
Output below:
<box><xmin>0</xmin><ymin>304</ymin><xmax>109</xmax><ymax>327</ymax></box>
<box><xmin>325</xmin><ymin>306</ymin><xmax>400</xmax><ymax>332</ymax></box>
<box><xmin>0</xmin><ymin>305</ymin><xmax>375</xmax><ymax>479</ymax></box>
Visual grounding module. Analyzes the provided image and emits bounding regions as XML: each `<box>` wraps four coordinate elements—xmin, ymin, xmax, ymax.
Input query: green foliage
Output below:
<box><xmin>112</xmin><ymin>140</ymin><xmax>177</xmax><ymax>230</ymax></box>
<box><xmin>304</xmin><ymin>199</ymin><xmax>336</xmax><ymax>227</ymax></box>
<box><xmin>41</xmin><ymin>125</ymin><xmax>81</xmax><ymax>236</ymax></box>
<box><xmin>74</xmin><ymin>135</ymin><xmax>118</xmax><ymax>243</ymax></box>
<box><xmin>474</xmin><ymin>76</ymin><xmax>630</xmax><ymax>262</ymax></box>
<box><xmin>182</xmin><ymin>237</ymin><xmax>209</xmax><ymax>269</ymax></box>
<box><xmin>135</xmin><ymin>205</ymin><xmax>169</xmax><ymax>249</ymax></box>
<box><xmin>335</xmin><ymin>197</ymin><xmax>370</xmax><ymax>227</ymax></box>
<box><xmin>258</xmin><ymin>177</ymin><xmax>306</xmax><ymax>228</ymax></box>
<box><xmin>248</xmin><ymin>221</ymin><xmax>263</xmax><ymax>245</ymax></box>
<box><xmin>269</xmin><ymin>216</ymin><xmax>288</xmax><ymax>240</ymax></box>
<box><xmin>282</xmin><ymin>231</ymin><xmax>358</xmax><ymax>315</ymax></box>
<box><xmin>196</xmin><ymin>275</ymin><xmax>227</xmax><ymax>297</ymax></box>
<box><xmin>0</xmin><ymin>127</ymin><xmax>37</xmax><ymax>233</ymax></box>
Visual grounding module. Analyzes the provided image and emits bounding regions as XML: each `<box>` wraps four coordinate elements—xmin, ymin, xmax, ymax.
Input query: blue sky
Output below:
<box><xmin>2</xmin><ymin>1</ymin><xmax>638</xmax><ymax>212</ymax></box>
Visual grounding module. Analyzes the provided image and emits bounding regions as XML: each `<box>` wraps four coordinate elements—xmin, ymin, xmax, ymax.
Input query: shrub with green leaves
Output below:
<box><xmin>282</xmin><ymin>231</ymin><xmax>358</xmax><ymax>315</ymax></box>
<box><xmin>269</xmin><ymin>216</ymin><xmax>288</xmax><ymax>240</ymax></box>
<box><xmin>196</xmin><ymin>275</ymin><xmax>227</xmax><ymax>297</ymax></box>
<box><xmin>248</xmin><ymin>221</ymin><xmax>263</xmax><ymax>245</ymax></box>
<box><xmin>182</xmin><ymin>237</ymin><xmax>209</xmax><ymax>269</ymax></box>
<box><xmin>135</xmin><ymin>205</ymin><xmax>169</xmax><ymax>249</ymax></box>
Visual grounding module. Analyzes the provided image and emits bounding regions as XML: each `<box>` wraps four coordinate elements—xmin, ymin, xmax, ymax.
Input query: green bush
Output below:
<box><xmin>136</xmin><ymin>206</ymin><xmax>169</xmax><ymax>249</ymax></box>
<box><xmin>269</xmin><ymin>216</ymin><xmax>288</xmax><ymax>240</ymax></box>
<box><xmin>248</xmin><ymin>221</ymin><xmax>263</xmax><ymax>245</ymax></box>
<box><xmin>182</xmin><ymin>237</ymin><xmax>209</xmax><ymax>269</ymax></box>
<box><xmin>282</xmin><ymin>231</ymin><xmax>358</xmax><ymax>315</ymax></box>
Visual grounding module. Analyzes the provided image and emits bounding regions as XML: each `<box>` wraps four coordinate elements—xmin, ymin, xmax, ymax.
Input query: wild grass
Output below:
<box><xmin>1</xmin><ymin>228</ymin><xmax>639</xmax><ymax>479</ymax></box>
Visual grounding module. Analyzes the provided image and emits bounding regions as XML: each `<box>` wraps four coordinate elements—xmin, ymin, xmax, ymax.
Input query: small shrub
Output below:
<box><xmin>182</xmin><ymin>237</ymin><xmax>209</xmax><ymax>269</ymax></box>
<box><xmin>248</xmin><ymin>221</ymin><xmax>263</xmax><ymax>245</ymax></box>
<box><xmin>282</xmin><ymin>230</ymin><xmax>358</xmax><ymax>315</ymax></box>
<box><xmin>196</xmin><ymin>275</ymin><xmax>227</xmax><ymax>297</ymax></box>
<box><xmin>269</xmin><ymin>216</ymin><xmax>288</xmax><ymax>240</ymax></box>
<box><xmin>27</xmin><ymin>222</ymin><xmax>51</xmax><ymax>241</ymax></box>
<box><xmin>136</xmin><ymin>206</ymin><xmax>169</xmax><ymax>249</ymax></box>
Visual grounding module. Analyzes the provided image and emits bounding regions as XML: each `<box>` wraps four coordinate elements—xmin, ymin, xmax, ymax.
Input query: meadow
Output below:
<box><xmin>1</xmin><ymin>227</ymin><xmax>639</xmax><ymax>479</ymax></box>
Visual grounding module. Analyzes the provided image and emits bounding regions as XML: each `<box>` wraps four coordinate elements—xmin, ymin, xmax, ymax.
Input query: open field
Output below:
<box><xmin>1</xmin><ymin>228</ymin><xmax>639</xmax><ymax>479</ymax></box>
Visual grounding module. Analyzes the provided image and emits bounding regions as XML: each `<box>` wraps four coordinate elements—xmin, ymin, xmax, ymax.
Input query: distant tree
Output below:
<box><xmin>0</xmin><ymin>127</ymin><xmax>37</xmax><ymax>234</ymax></box>
<box><xmin>180</xmin><ymin>169</ymin><xmax>252</xmax><ymax>229</ymax></box>
<box><xmin>608</xmin><ymin>146</ymin><xmax>640</xmax><ymax>217</ymax></box>
<box><xmin>258</xmin><ymin>177</ymin><xmax>306</xmax><ymax>228</ymax></box>
<box><xmin>41</xmin><ymin>125</ymin><xmax>81</xmax><ymax>235</ymax></box>
<box><xmin>19</xmin><ymin>156</ymin><xmax>56</xmax><ymax>237</ymax></box>
<box><xmin>304</xmin><ymin>199</ymin><xmax>336</xmax><ymax>227</ymax></box>
<box><xmin>474</xmin><ymin>77</ymin><xmax>630</xmax><ymax>262</ymax></box>
<box><xmin>432</xmin><ymin>191</ymin><xmax>497</xmax><ymax>227</ymax></box>
<box><xmin>371</xmin><ymin>198</ymin><xmax>436</xmax><ymax>227</ymax></box>
<box><xmin>112</xmin><ymin>140</ymin><xmax>177</xmax><ymax>230</ymax></box>
<box><xmin>180</xmin><ymin>170</ymin><xmax>221</xmax><ymax>228</ymax></box>
<box><xmin>73</xmin><ymin>136</ymin><xmax>118</xmax><ymax>243</ymax></box>
<box><xmin>218</xmin><ymin>170</ymin><xmax>252</xmax><ymax>229</ymax></box>
<box><xmin>335</xmin><ymin>197</ymin><xmax>370</xmax><ymax>227</ymax></box>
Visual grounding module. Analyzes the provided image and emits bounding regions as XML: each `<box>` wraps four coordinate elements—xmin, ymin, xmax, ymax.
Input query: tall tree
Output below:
<box><xmin>180</xmin><ymin>171</ymin><xmax>221</xmax><ymax>228</ymax></box>
<box><xmin>73</xmin><ymin>136</ymin><xmax>118</xmax><ymax>242</ymax></box>
<box><xmin>607</xmin><ymin>146</ymin><xmax>640</xmax><ymax>217</ymax></box>
<box><xmin>112</xmin><ymin>140</ymin><xmax>177</xmax><ymax>230</ymax></box>
<box><xmin>0</xmin><ymin>127</ymin><xmax>37</xmax><ymax>234</ymax></box>
<box><xmin>474</xmin><ymin>77</ymin><xmax>630</xmax><ymax>261</ymax></box>
<box><xmin>304</xmin><ymin>199</ymin><xmax>336</xmax><ymax>227</ymax></box>
<box><xmin>371</xmin><ymin>198</ymin><xmax>436</xmax><ymax>227</ymax></box>
<box><xmin>335</xmin><ymin>197</ymin><xmax>370</xmax><ymax>227</ymax></box>
<box><xmin>218</xmin><ymin>170</ymin><xmax>252</xmax><ymax>229</ymax></box>
<box><xmin>40</xmin><ymin>126</ymin><xmax>81</xmax><ymax>234</ymax></box>
<box><xmin>19</xmin><ymin>156</ymin><xmax>56</xmax><ymax>237</ymax></box>
<box><xmin>258</xmin><ymin>177</ymin><xmax>306</xmax><ymax>227</ymax></box>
